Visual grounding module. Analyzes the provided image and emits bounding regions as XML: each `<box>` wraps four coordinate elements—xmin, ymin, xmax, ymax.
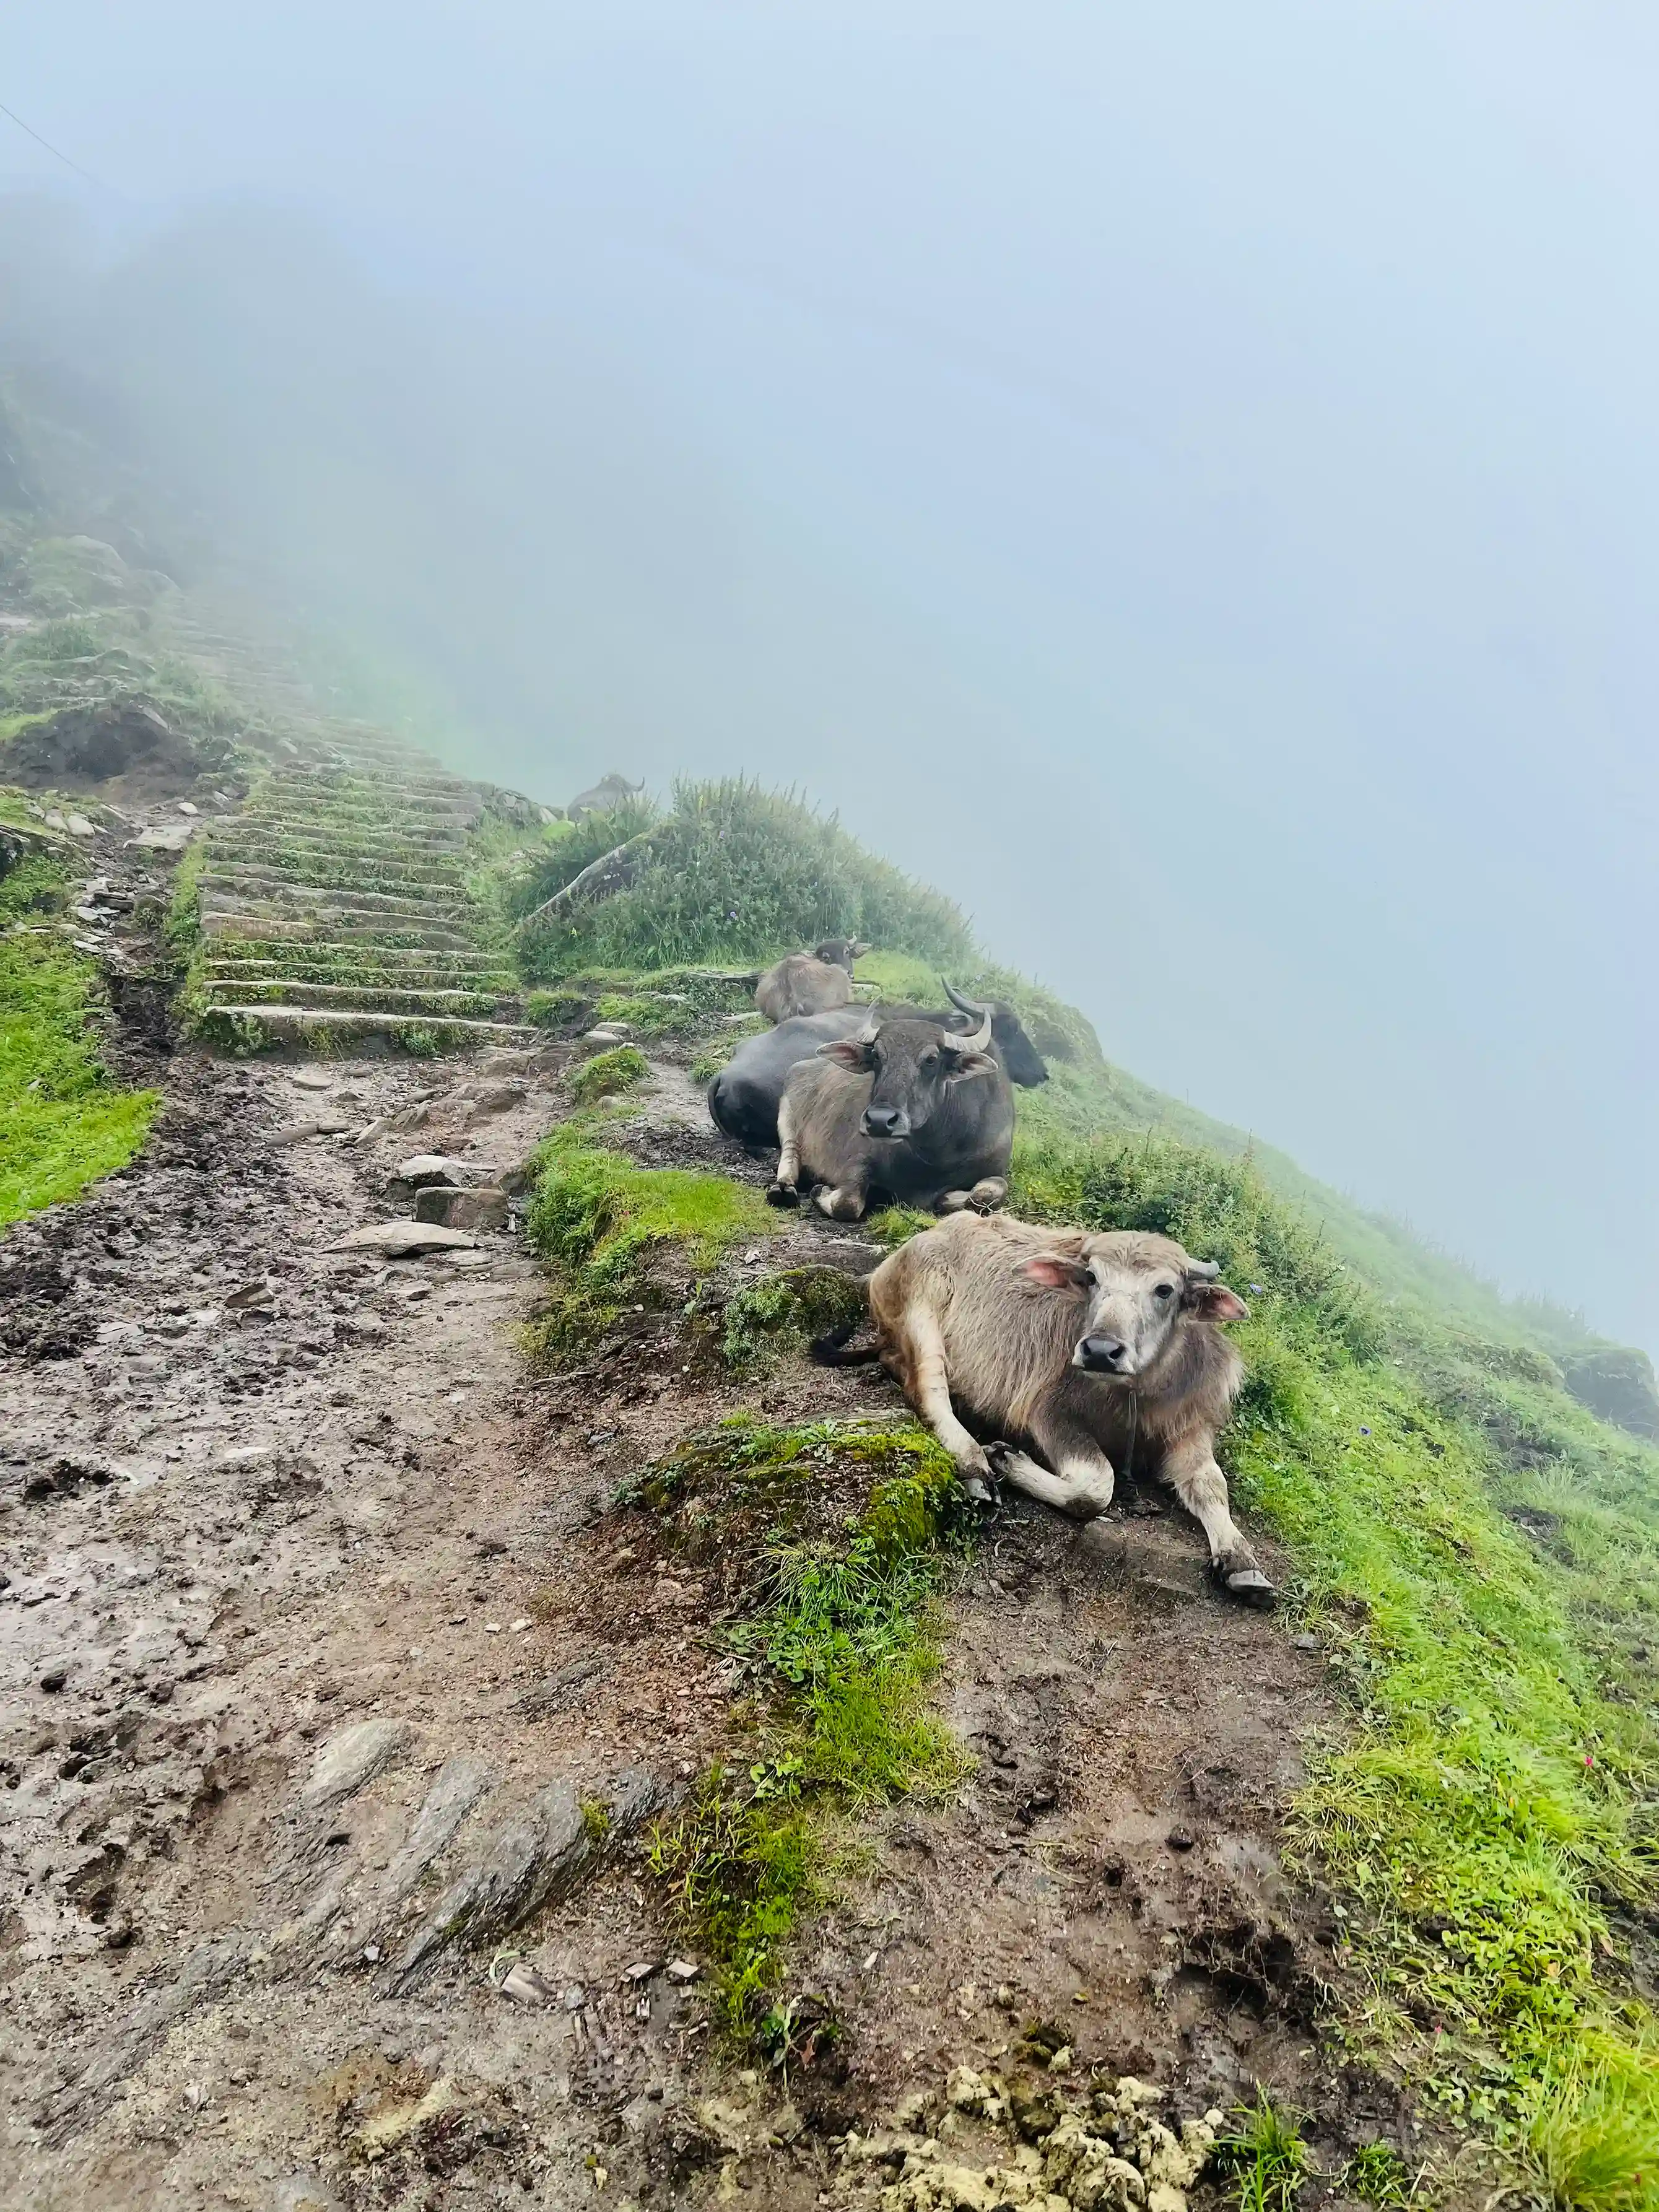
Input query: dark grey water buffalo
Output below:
<box><xmin>765</xmin><ymin>1003</ymin><xmax>1014</xmax><ymax>1219</ymax></box>
<box><xmin>710</xmin><ymin>983</ymin><xmax>1048</xmax><ymax>1148</ymax></box>
<box><xmin>566</xmin><ymin>773</ymin><xmax>645</xmax><ymax>821</ymax></box>
<box><xmin>754</xmin><ymin>938</ymin><xmax>869</xmax><ymax>1024</ymax></box>
<box><xmin>819</xmin><ymin>1211</ymin><xmax>1271</xmax><ymax>1603</ymax></box>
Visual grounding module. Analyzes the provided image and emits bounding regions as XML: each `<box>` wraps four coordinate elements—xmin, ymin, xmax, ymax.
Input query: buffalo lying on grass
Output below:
<box><xmin>765</xmin><ymin>1003</ymin><xmax>1014</xmax><ymax>1220</ymax></box>
<box><xmin>710</xmin><ymin>981</ymin><xmax>1047</xmax><ymax>1149</ymax></box>
<box><xmin>754</xmin><ymin>938</ymin><xmax>869</xmax><ymax>1024</ymax></box>
<box><xmin>817</xmin><ymin>1209</ymin><xmax>1273</xmax><ymax>1604</ymax></box>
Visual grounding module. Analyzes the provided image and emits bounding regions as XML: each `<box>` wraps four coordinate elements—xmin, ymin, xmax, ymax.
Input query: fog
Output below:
<box><xmin>4</xmin><ymin>4</ymin><xmax>1657</xmax><ymax>1351</ymax></box>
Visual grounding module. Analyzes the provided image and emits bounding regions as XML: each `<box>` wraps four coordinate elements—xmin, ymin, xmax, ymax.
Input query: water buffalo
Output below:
<box><xmin>710</xmin><ymin>982</ymin><xmax>1048</xmax><ymax>1147</ymax></box>
<box><xmin>767</xmin><ymin>1003</ymin><xmax>1014</xmax><ymax>1219</ymax></box>
<box><xmin>566</xmin><ymin>773</ymin><xmax>645</xmax><ymax>821</ymax></box>
<box><xmin>820</xmin><ymin>1210</ymin><xmax>1272</xmax><ymax>1604</ymax></box>
<box><xmin>754</xmin><ymin>938</ymin><xmax>869</xmax><ymax>1024</ymax></box>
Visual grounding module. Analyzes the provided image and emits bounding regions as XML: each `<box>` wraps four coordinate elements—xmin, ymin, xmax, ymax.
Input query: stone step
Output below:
<box><xmin>200</xmin><ymin>871</ymin><xmax>469</xmax><ymax>917</ymax></box>
<box><xmin>200</xmin><ymin>910</ymin><xmax>480</xmax><ymax>951</ymax></box>
<box><xmin>203</xmin><ymin>951</ymin><xmax>513</xmax><ymax>981</ymax></box>
<box><xmin>202</xmin><ymin>1003</ymin><xmax>536</xmax><ymax>1044</ymax></box>
<box><xmin>198</xmin><ymin>978</ymin><xmax>518</xmax><ymax>1017</ymax></box>
<box><xmin>233</xmin><ymin>815</ymin><xmax>470</xmax><ymax>850</ymax></box>
<box><xmin>208</xmin><ymin>838</ymin><xmax>468</xmax><ymax>881</ymax></box>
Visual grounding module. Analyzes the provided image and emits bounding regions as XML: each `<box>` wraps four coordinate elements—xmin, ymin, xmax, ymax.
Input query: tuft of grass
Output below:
<box><xmin>524</xmin><ymin>1121</ymin><xmax>777</xmax><ymax>1359</ymax></box>
<box><xmin>1343</xmin><ymin>2142</ymin><xmax>1417</xmax><ymax>2206</ymax></box>
<box><xmin>1</xmin><ymin>849</ymin><xmax>157</xmax><ymax>1224</ymax></box>
<box><xmin>1522</xmin><ymin>2044</ymin><xmax>1659</xmax><ymax>2212</ymax></box>
<box><xmin>646</xmin><ymin>1418</ymin><xmax>970</xmax><ymax>2042</ymax></box>
<box><xmin>570</xmin><ymin>1043</ymin><xmax>648</xmax><ymax>1107</ymax></box>
<box><xmin>1216</xmin><ymin>2093</ymin><xmax>1310</xmax><ymax>2212</ymax></box>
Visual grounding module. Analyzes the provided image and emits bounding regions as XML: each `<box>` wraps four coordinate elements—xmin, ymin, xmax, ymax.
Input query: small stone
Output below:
<box><xmin>66</xmin><ymin>816</ymin><xmax>98</xmax><ymax>838</ymax></box>
<box><xmin>1167</xmin><ymin>1830</ymin><xmax>1195</xmax><ymax>1852</ymax></box>
<box><xmin>508</xmin><ymin>1617</ymin><xmax>532</xmax><ymax>1633</ymax></box>
<box><xmin>414</xmin><ymin>1185</ymin><xmax>508</xmax><ymax>1232</ymax></box>
<box><xmin>499</xmin><ymin>1961</ymin><xmax>555</xmax><ymax>2005</ymax></box>
<box><xmin>291</xmin><ymin>1069</ymin><xmax>333</xmax><ymax>1091</ymax></box>
<box><xmin>177</xmin><ymin>800</ymin><xmax>199</xmax><ymax>815</ymax></box>
<box><xmin>625</xmin><ymin>1959</ymin><xmax>659</xmax><ymax>1982</ymax></box>
<box><xmin>475</xmin><ymin>1083</ymin><xmax>528</xmax><ymax>1112</ymax></box>
<box><xmin>665</xmin><ymin>1957</ymin><xmax>700</xmax><ymax>1982</ymax></box>
<box><xmin>330</xmin><ymin>1222</ymin><xmax>477</xmax><ymax>1255</ymax></box>
<box><xmin>39</xmin><ymin>1666</ymin><xmax>69</xmax><ymax>1693</ymax></box>
<box><xmin>1292</xmin><ymin>1632</ymin><xmax>1320</xmax><ymax>1651</ymax></box>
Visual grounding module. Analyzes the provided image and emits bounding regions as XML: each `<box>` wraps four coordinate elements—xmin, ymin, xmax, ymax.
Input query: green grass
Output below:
<box><xmin>720</xmin><ymin>1266</ymin><xmax>868</xmax><ymax>1375</ymax></box>
<box><xmin>1216</xmin><ymin>2093</ymin><xmax>1310</xmax><ymax>2212</ymax></box>
<box><xmin>518</xmin><ymin>777</ymin><xmax>973</xmax><ymax>978</ymax></box>
<box><xmin>644</xmin><ymin>1417</ymin><xmax>970</xmax><ymax>2042</ymax></box>
<box><xmin>1009</xmin><ymin>1126</ymin><xmax>1659</xmax><ymax>2195</ymax></box>
<box><xmin>1</xmin><ymin>847</ymin><xmax>157</xmax><ymax>1223</ymax></box>
<box><xmin>569</xmin><ymin>1043</ymin><xmax>649</xmax><ymax>1107</ymax></box>
<box><xmin>523</xmin><ymin>1119</ymin><xmax>778</xmax><ymax>1358</ymax></box>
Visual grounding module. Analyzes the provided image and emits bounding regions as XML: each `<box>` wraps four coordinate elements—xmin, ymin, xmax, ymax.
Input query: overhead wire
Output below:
<box><xmin>0</xmin><ymin>98</ymin><xmax>113</xmax><ymax>192</ymax></box>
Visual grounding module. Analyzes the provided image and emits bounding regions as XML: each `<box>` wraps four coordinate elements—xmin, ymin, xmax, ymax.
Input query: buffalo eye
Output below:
<box><xmin>1153</xmin><ymin>1282</ymin><xmax>1175</xmax><ymax>1301</ymax></box>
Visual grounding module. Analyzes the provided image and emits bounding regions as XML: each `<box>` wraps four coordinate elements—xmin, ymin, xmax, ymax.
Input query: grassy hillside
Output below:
<box><xmin>6</xmin><ymin>372</ymin><xmax>1659</xmax><ymax>2198</ymax></box>
<box><xmin>518</xmin><ymin>783</ymin><xmax>1659</xmax><ymax>2204</ymax></box>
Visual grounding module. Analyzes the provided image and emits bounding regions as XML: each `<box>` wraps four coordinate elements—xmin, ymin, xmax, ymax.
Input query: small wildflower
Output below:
<box><xmin>1249</xmin><ymin>1283</ymin><xmax>1265</xmax><ymax>1294</ymax></box>
<box><xmin>1359</xmin><ymin>1426</ymin><xmax>1372</xmax><ymax>1436</ymax></box>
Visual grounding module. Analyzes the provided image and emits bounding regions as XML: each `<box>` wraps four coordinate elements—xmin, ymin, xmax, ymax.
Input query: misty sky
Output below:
<box><xmin>6</xmin><ymin>4</ymin><xmax>1658</xmax><ymax>1351</ymax></box>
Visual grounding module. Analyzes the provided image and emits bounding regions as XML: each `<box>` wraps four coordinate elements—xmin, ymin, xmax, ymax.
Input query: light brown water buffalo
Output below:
<box><xmin>818</xmin><ymin>1210</ymin><xmax>1272</xmax><ymax>1603</ymax></box>
<box><xmin>754</xmin><ymin>938</ymin><xmax>869</xmax><ymax>1024</ymax></box>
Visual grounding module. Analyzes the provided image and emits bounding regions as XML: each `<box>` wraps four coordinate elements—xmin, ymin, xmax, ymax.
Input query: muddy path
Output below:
<box><xmin>1</xmin><ymin>1016</ymin><xmax>1407</xmax><ymax>2211</ymax></box>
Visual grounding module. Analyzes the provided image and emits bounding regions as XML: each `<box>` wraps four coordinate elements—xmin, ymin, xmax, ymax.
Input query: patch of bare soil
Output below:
<box><xmin>1</xmin><ymin>1021</ymin><xmax>1411</xmax><ymax>2211</ymax></box>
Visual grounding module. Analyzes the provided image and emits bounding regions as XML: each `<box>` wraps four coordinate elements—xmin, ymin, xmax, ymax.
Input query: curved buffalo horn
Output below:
<box><xmin>941</xmin><ymin>977</ymin><xmax>993</xmax><ymax>1020</ymax></box>
<box><xmin>1187</xmin><ymin>1258</ymin><xmax>1221</xmax><ymax>1281</ymax></box>
<box><xmin>941</xmin><ymin>1002</ymin><xmax>993</xmax><ymax>1053</ymax></box>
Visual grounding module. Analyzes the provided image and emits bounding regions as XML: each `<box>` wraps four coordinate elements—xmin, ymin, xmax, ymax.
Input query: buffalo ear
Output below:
<box><xmin>1024</xmin><ymin>1253</ymin><xmax>1092</xmax><ymax>1292</ymax></box>
<box><xmin>1187</xmin><ymin>1280</ymin><xmax>1248</xmax><ymax>1323</ymax></box>
<box><xmin>817</xmin><ymin>1038</ymin><xmax>873</xmax><ymax>1070</ymax></box>
<box><xmin>943</xmin><ymin>1049</ymin><xmax>998</xmax><ymax>1081</ymax></box>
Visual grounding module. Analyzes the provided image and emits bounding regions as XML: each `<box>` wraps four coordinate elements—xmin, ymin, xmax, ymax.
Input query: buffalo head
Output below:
<box><xmin>941</xmin><ymin>980</ymin><xmax>1048</xmax><ymax>1088</ymax></box>
<box><xmin>1022</xmin><ymin>1230</ymin><xmax>1248</xmax><ymax>1378</ymax></box>
<box><xmin>815</xmin><ymin>938</ymin><xmax>870</xmax><ymax>973</ymax></box>
<box><xmin>817</xmin><ymin>1007</ymin><xmax>998</xmax><ymax>1141</ymax></box>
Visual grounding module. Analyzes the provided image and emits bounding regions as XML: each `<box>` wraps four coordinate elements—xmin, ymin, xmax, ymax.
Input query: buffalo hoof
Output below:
<box><xmin>1219</xmin><ymin>1566</ymin><xmax>1277</xmax><ymax>1608</ymax></box>
<box><xmin>764</xmin><ymin>1181</ymin><xmax>799</xmax><ymax>1208</ymax></box>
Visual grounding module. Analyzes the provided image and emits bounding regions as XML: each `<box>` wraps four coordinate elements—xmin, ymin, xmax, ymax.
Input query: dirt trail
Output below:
<box><xmin>1</xmin><ymin>1017</ymin><xmax>1400</xmax><ymax>2208</ymax></box>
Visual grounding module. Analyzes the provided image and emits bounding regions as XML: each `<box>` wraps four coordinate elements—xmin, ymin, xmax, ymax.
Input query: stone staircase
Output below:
<box><xmin>192</xmin><ymin>733</ymin><xmax>534</xmax><ymax>1051</ymax></box>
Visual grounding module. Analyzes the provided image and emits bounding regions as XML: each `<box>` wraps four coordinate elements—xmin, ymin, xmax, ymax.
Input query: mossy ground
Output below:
<box><xmin>638</xmin><ymin>1416</ymin><xmax>972</xmax><ymax>2046</ymax></box>
<box><xmin>523</xmin><ymin>1117</ymin><xmax>780</xmax><ymax>1361</ymax></box>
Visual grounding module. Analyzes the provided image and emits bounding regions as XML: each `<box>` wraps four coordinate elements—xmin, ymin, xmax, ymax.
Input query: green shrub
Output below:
<box><xmin>520</xmin><ymin>778</ymin><xmax>972</xmax><ymax>978</ymax></box>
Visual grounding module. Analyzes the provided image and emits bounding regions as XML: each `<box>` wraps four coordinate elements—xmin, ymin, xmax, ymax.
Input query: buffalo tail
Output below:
<box><xmin>809</xmin><ymin>1316</ymin><xmax>881</xmax><ymax>1367</ymax></box>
